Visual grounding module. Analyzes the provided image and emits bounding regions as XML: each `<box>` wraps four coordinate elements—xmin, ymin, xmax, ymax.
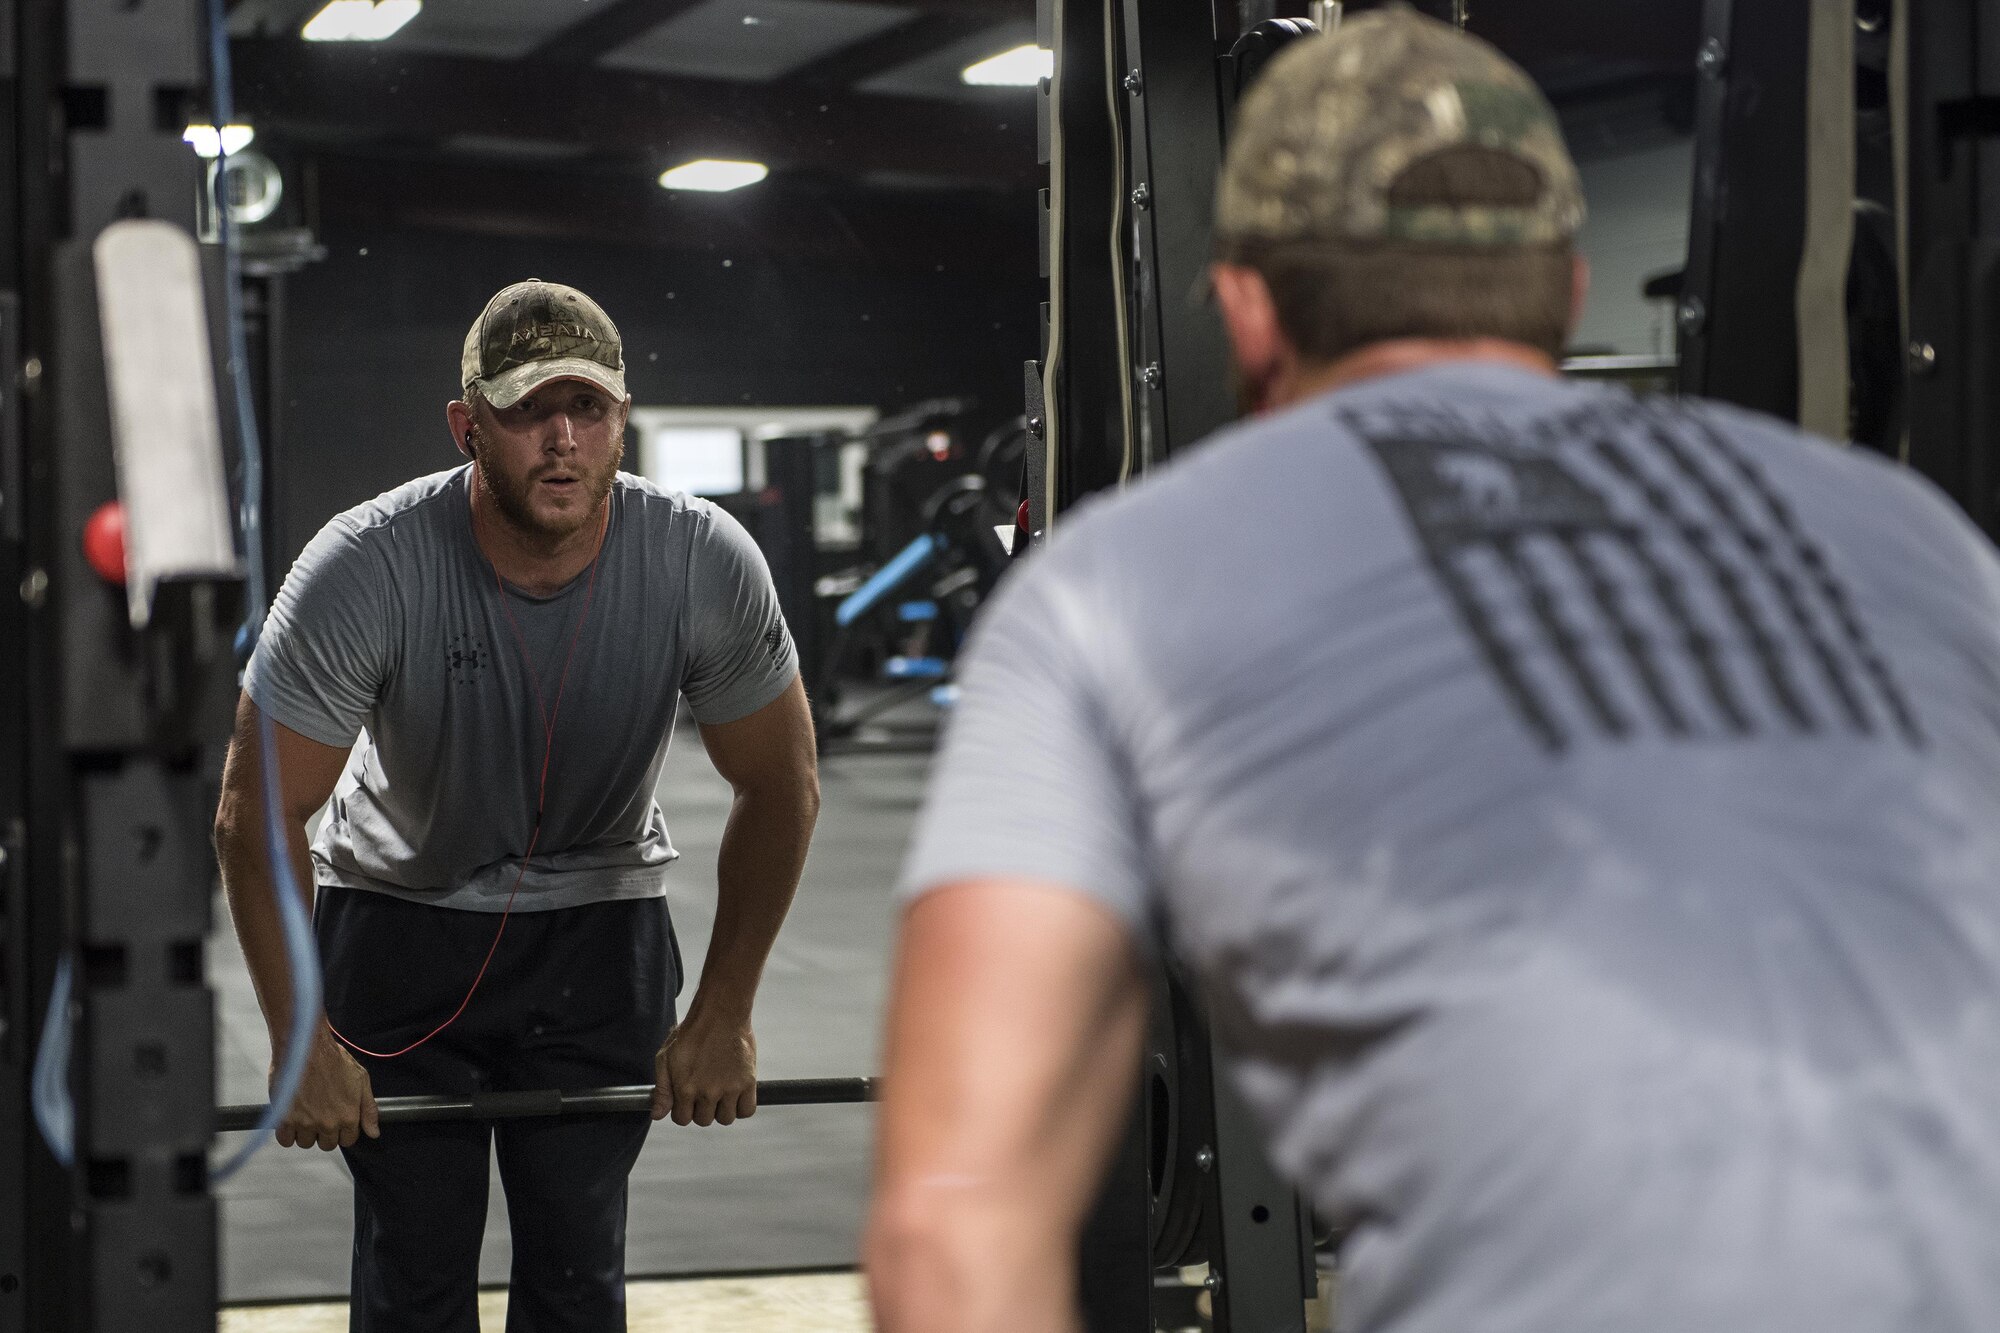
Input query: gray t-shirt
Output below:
<box><xmin>902</xmin><ymin>364</ymin><xmax>2000</xmax><ymax>1332</ymax></box>
<box><xmin>248</xmin><ymin>467</ymin><xmax>797</xmax><ymax>913</ymax></box>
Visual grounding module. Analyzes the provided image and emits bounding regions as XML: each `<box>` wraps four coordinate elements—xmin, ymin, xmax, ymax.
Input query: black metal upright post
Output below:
<box><xmin>1120</xmin><ymin>0</ymin><xmax>1237</xmax><ymax>471</ymax></box>
<box><xmin>1076</xmin><ymin>1095</ymin><xmax>1155</xmax><ymax>1332</ymax></box>
<box><xmin>6</xmin><ymin>0</ymin><xmax>239</xmax><ymax>1328</ymax></box>
<box><xmin>0</xmin><ymin>0</ymin><xmax>36</xmax><ymax>1321</ymax></box>
<box><xmin>1051</xmin><ymin>4</ymin><xmax>1314</xmax><ymax>1329</ymax></box>
<box><xmin>1045</xmin><ymin>14</ymin><xmax>1161</xmax><ymax>1317</ymax></box>
<box><xmin>1043</xmin><ymin>0</ymin><xmax>1130</xmax><ymax>518</ymax></box>
<box><xmin>1904</xmin><ymin>0</ymin><xmax>2000</xmax><ymax>536</ymax></box>
<box><xmin>0</xmin><ymin>475</ymin><xmax>26</xmax><ymax>1328</ymax></box>
<box><xmin>6</xmin><ymin>0</ymin><xmax>77</xmax><ymax>1325</ymax></box>
<box><xmin>1189</xmin><ymin>999</ymin><xmax>1315</xmax><ymax>1333</ymax></box>
<box><xmin>1677</xmin><ymin>0</ymin><xmax>1812</xmax><ymax>419</ymax></box>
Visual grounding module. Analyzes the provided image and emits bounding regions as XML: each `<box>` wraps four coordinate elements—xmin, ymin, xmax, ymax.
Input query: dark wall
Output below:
<box><xmin>271</xmin><ymin>216</ymin><xmax>1038</xmax><ymax>570</ymax></box>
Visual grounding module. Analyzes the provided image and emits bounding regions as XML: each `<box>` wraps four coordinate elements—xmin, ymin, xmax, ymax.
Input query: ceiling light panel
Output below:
<box><xmin>360</xmin><ymin>0</ymin><xmax>571</xmax><ymax>60</ymax></box>
<box><xmin>605</xmin><ymin>0</ymin><xmax>911</xmax><ymax>83</ymax></box>
<box><xmin>961</xmin><ymin>44</ymin><xmax>1053</xmax><ymax>87</ymax></box>
<box><xmin>858</xmin><ymin>19</ymin><xmax>1037</xmax><ymax>100</ymax></box>
<box><xmin>302</xmin><ymin>0</ymin><xmax>422</xmax><ymax>42</ymax></box>
<box><xmin>659</xmin><ymin>159</ymin><xmax>771</xmax><ymax>192</ymax></box>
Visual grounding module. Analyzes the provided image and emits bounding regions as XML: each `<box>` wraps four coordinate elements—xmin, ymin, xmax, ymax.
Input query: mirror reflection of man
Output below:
<box><xmin>213</xmin><ymin>280</ymin><xmax>819</xmax><ymax>1332</ymax></box>
<box><xmin>869</xmin><ymin>12</ymin><xmax>2000</xmax><ymax>1333</ymax></box>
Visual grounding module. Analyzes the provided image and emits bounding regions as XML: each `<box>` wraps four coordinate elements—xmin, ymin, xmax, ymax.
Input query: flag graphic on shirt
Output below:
<box><xmin>1345</xmin><ymin>396</ymin><xmax>1923</xmax><ymax>754</ymax></box>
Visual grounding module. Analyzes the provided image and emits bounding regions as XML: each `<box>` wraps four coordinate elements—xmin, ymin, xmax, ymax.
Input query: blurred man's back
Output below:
<box><xmin>875</xmin><ymin>13</ymin><xmax>2000</xmax><ymax>1331</ymax></box>
<box><xmin>916</xmin><ymin>360</ymin><xmax>2000</xmax><ymax>1328</ymax></box>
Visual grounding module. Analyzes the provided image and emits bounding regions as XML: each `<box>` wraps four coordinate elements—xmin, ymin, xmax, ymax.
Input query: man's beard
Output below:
<box><xmin>472</xmin><ymin>432</ymin><xmax>623</xmax><ymax>541</ymax></box>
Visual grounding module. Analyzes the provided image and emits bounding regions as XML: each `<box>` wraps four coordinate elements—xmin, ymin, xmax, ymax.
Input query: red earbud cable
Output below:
<box><xmin>327</xmin><ymin>505</ymin><xmax>609</xmax><ymax>1060</ymax></box>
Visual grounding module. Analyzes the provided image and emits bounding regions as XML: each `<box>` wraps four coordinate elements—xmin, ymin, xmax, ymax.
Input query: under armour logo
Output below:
<box><xmin>446</xmin><ymin>634</ymin><xmax>488</xmax><ymax>685</ymax></box>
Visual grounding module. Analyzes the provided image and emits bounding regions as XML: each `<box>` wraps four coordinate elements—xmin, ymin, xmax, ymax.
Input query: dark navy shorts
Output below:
<box><xmin>315</xmin><ymin>888</ymin><xmax>681</xmax><ymax>1333</ymax></box>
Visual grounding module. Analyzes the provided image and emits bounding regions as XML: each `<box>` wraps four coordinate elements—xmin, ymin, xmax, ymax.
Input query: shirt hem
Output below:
<box><xmin>688</xmin><ymin>663</ymin><xmax>800</xmax><ymax>727</ymax></box>
<box><xmin>316</xmin><ymin>863</ymin><xmax>674</xmax><ymax>913</ymax></box>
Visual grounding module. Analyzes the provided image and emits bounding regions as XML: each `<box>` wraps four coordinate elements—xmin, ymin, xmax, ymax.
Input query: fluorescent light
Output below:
<box><xmin>302</xmin><ymin>0</ymin><xmax>421</xmax><ymax>42</ymax></box>
<box><xmin>962</xmin><ymin>44</ymin><xmax>1053</xmax><ymax>87</ymax></box>
<box><xmin>183</xmin><ymin>123</ymin><xmax>255</xmax><ymax>159</ymax></box>
<box><xmin>659</xmin><ymin>159</ymin><xmax>770</xmax><ymax>193</ymax></box>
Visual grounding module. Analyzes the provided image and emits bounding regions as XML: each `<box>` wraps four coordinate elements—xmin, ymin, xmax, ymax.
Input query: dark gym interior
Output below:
<box><xmin>7</xmin><ymin>0</ymin><xmax>1992</xmax><ymax>1330</ymax></box>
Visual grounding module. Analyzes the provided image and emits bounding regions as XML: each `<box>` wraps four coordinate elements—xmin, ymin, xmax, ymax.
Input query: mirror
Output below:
<box><xmin>210</xmin><ymin>1</ymin><xmax>1038</xmax><ymax>1324</ymax></box>
<box><xmin>206</xmin><ymin>3</ymin><xmax>1702</xmax><ymax>1327</ymax></box>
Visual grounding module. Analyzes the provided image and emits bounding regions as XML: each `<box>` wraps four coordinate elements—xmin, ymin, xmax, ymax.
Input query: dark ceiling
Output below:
<box><xmin>225</xmin><ymin>0</ymin><xmax>1701</xmax><ymax>263</ymax></box>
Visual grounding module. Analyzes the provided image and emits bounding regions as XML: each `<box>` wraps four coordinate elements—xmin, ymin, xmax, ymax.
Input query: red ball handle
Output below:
<box><xmin>83</xmin><ymin>500</ymin><xmax>127</xmax><ymax>585</ymax></box>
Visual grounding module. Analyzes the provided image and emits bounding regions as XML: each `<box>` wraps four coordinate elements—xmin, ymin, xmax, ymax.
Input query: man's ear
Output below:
<box><xmin>1211</xmin><ymin>262</ymin><xmax>1287</xmax><ymax>408</ymax></box>
<box><xmin>446</xmin><ymin>398</ymin><xmax>476</xmax><ymax>459</ymax></box>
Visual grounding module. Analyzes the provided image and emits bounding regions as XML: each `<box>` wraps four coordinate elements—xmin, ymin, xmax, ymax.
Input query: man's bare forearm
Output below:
<box><xmin>215</xmin><ymin>802</ymin><xmax>320</xmax><ymax>1050</ymax></box>
<box><xmin>213</xmin><ymin>700</ymin><xmax>351</xmax><ymax>1057</ymax></box>
<box><xmin>865</xmin><ymin>884</ymin><xmax>1151</xmax><ymax>1331</ymax></box>
<box><xmin>685</xmin><ymin>775</ymin><xmax>818</xmax><ymax>1020</ymax></box>
<box><xmin>867</xmin><ymin>1187</ymin><xmax>1086</xmax><ymax>1333</ymax></box>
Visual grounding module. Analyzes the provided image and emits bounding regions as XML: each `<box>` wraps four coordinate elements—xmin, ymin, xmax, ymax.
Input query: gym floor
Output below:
<box><xmin>211</xmin><ymin>710</ymin><xmax>932</xmax><ymax>1311</ymax></box>
<box><xmin>219</xmin><ymin>1273</ymin><xmax>872</xmax><ymax>1332</ymax></box>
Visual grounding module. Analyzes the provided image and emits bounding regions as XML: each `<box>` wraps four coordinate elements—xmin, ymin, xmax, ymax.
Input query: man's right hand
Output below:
<box><xmin>272</xmin><ymin>1028</ymin><xmax>381</xmax><ymax>1151</ymax></box>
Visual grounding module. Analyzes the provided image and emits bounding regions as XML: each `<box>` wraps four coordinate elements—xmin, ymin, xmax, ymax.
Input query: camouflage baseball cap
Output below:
<box><xmin>1215</xmin><ymin>5</ymin><xmax>1585</xmax><ymax>250</ymax></box>
<box><xmin>461</xmin><ymin>280</ymin><xmax>626</xmax><ymax>410</ymax></box>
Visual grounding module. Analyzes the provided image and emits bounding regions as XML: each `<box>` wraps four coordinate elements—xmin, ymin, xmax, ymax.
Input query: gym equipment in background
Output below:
<box><xmin>813</xmin><ymin>468</ymin><xmax>1013</xmax><ymax>752</ymax></box>
<box><xmin>752</xmin><ymin>403</ymin><xmax>1019</xmax><ymax>754</ymax></box>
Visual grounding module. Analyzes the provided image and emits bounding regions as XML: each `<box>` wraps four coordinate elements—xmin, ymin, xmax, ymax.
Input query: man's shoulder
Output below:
<box><xmin>294</xmin><ymin>468</ymin><xmax>465</xmax><ymax>577</ymax></box>
<box><xmin>1026</xmin><ymin>367</ymin><xmax>1615</xmax><ymax>601</ymax></box>
<box><xmin>325</xmin><ymin>468</ymin><xmax>466</xmax><ymax>542</ymax></box>
<box><xmin>1679</xmin><ymin>395</ymin><xmax>1978</xmax><ymax>542</ymax></box>
<box><xmin>612</xmin><ymin>472</ymin><xmax>726</xmax><ymax>532</ymax></box>
<box><xmin>1052</xmin><ymin>365</ymin><xmax>1554</xmax><ymax>538</ymax></box>
<box><xmin>1037</xmin><ymin>390</ymin><xmax>1369</xmax><ymax>574</ymax></box>
<box><xmin>613</xmin><ymin>470</ymin><xmax>698</xmax><ymax>508</ymax></box>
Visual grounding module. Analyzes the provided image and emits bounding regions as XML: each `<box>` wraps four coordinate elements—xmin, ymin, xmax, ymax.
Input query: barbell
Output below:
<box><xmin>215</xmin><ymin>1076</ymin><xmax>878</xmax><ymax>1133</ymax></box>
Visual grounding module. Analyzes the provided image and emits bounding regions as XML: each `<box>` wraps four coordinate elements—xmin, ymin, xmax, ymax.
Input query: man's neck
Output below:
<box><xmin>467</xmin><ymin>470</ymin><xmax>608</xmax><ymax>597</ymax></box>
<box><xmin>1282</xmin><ymin>338</ymin><xmax>1559</xmax><ymax>407</ymax></box>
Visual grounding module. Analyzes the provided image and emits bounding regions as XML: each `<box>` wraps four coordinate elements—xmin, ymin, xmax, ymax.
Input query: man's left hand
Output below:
<box><xmin>653</xmin><ymin>1011</ymin><xmax>758</xmax><ymax>1126</ymax></box>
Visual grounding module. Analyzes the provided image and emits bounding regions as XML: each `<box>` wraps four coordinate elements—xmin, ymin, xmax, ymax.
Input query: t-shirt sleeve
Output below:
<box><xmin>681</xmin><ymin>503</ymin><xmax>800</xmax><ymax>725</ymax></box>
<box><xmin>896</xmin><ymin>559</ymin><xmax>1153</xmax><ymax>934</ymax></box>
<box><xmin>243</xmin><ymin>517</ymin><xmax>395</xmax><ymax>749</ymax></box>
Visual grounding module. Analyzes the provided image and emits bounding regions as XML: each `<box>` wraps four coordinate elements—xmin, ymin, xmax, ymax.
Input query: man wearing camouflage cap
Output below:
<box><xmin>216</xmin><ymin>280</ymin><xmax>819</xmax><ymax>1330</ymax></box>
<box><xmin>869</xmin><ymin>10</ymin><xmax>2000</xmax><ymax>1331</ymax></box>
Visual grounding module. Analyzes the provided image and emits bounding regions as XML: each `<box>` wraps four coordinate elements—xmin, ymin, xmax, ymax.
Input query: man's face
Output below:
<box><xmin>467</xmin><ymin>379</ymin><xmax>627</xmax><ymax>540</ymax></box>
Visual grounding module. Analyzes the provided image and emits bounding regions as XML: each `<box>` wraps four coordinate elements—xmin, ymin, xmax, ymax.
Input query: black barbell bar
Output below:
<box><xmin>215</xmin><ymin>1076</ymin><xmax>878</xmax><ymax>1133</ymax></box>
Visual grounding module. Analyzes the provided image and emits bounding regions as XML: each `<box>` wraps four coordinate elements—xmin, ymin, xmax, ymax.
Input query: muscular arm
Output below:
<box><xmin>214</xmin><ymin>693</ymin><xmax>344</xmax><ymax>1040</ymax></box>
<box><xmin>653</xmin><ymin>674</ymin><xmax>819</xmax><ymax>1126</ymax></box>
<box><xmin>866</xmin><ymin>880</ymin><xmax>1149</xmax><ymax>1333</ymax></box>
<box><xmin>212</xmin><ymin>692</ymin><xmax>377</xmax><ymax>1148</ymax></box>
